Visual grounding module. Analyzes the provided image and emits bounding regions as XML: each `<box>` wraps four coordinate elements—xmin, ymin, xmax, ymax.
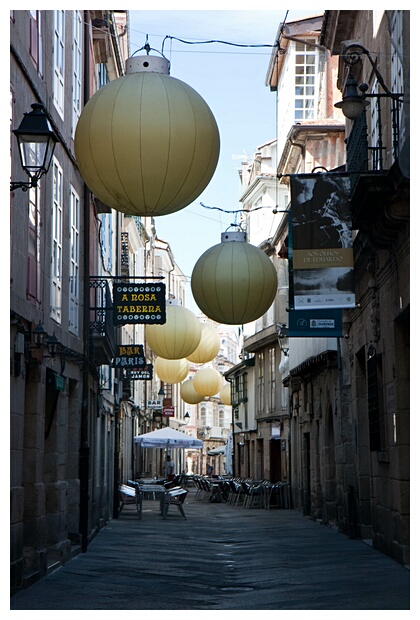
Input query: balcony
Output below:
<box><xmin>89</xmin><ymin>279</ymin><xmax>115</xmax><ymax>366</ymax></box>
<box><xmin>346</xmin><ymin>93</ymin><xmax>409</xmax><ymax>233</ymax></box>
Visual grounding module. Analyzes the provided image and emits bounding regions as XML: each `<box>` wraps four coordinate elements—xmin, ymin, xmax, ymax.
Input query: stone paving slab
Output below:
<box><xmin>10</xmin><ymin>496</ymin><xmax>410</xmax><ymax>610</ymax></box>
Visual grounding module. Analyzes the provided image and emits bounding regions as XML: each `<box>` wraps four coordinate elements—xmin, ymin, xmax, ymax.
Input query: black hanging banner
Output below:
<box><xmin>290</xmin><ymin>174</ymin><xmax>355</xmax><ymax>310</ymax></box>
<box><xmin>113</xmin><ymin>283</ymin><xmax>166</xmax><ymax>325</ymax></box>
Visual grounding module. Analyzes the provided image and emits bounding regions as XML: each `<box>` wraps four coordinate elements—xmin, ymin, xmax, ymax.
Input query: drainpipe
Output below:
<box><xmin>79</xmin><ymin>11</ymin><xmax>91</xmax><ymax>553</ymax></box>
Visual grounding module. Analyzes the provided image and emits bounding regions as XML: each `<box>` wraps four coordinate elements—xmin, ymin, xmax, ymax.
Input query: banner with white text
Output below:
<box><xmin>290</xmin><ymin>174</ymin><xmax>355</xmax><ymax>310</ymax></box>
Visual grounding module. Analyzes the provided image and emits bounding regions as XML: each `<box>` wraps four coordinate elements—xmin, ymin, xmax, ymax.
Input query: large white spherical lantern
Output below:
<box><xmin>186</xmin><ymin>322</ymin><xmax>220</xmax><ymax>363</ymax></box>
<box><xmin>180</xmin><ymin>379</ymin><xmax>203</xmax><ymax>404</ymax></box>
<box><xmin>219</xmin><ymin>383</ymin><xmax>232</xmax><ymax>406</ymax></box>
<box><xmin>191</xmin><ymin>231</ymin><xmax>278</xmax><ymax>325</ymax></box>
<box><xmin>74</xmin><ymin>55</ymin><xmax>220</xmax><ymax>217</ymax></box>
<box><xmin>145</xmin><ymin>300</ymin><xmax>201</xmax><ymax>360</ymax></box>
<box><xmin>155</xmin><ymin>357</ymin><xmax>189</xmax><ymax>384</ymax></box>
<box><xmin>193</xmin><ymin>368</ymin><xmax>223</xmax><ymax>397</ymax></box>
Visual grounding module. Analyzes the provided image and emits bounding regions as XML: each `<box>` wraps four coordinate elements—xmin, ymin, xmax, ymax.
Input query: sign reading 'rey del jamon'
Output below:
<box><xmin>113</xmin><ymin>283</ymin><xmax>166</xmax><ymax>325</ymax></box>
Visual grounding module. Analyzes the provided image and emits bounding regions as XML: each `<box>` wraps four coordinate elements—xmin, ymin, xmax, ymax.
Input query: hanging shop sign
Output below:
<box><xmin>288</xmin><ymin>309</ymin><xmax>343</xmax><ymax>337</ymax></box>
<box><xmin>128</xmin><ymin>365</ymin><xmax>153</xmax><ymax>381</ymax></box>
<box><xmin>163</xmin><ymin>406</ymin><xmax>175</xmax><ymax>418</ymax></box>
<box><xmin>112</xmin><ymin>344</ymin><xmax>145</xmax><ymax>368</ymax></box>
<box><xmin>290</xmin><ymin>174</ymin><xmax>355</xmax><ymax>310</ymax></box>
<box><xmin>113</xmin><ymin>283</ymin><xmax>166</xmax><ymax>325</ymax></box>
<box><xmin>147</xmin><ymin>399</ymin><xmax>163</xmax><ymax>409</ymax></box>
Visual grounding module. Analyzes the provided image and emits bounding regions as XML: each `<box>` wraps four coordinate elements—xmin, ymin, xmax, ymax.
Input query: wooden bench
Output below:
<box><xmin>162</xmin><ymin>486</ymin><xmax>188</xmax><ymax>520</ymax></box>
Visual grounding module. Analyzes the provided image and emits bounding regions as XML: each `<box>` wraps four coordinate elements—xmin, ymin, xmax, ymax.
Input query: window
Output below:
<box><xmin>269</xmin><ymin>346</ymin><xmax>276</xmax><ymax>411</ymax></box>
<box><xmin>99</xmin><ymin>213</ymin><xmax>113</xmax><ymax>272</ymax></box>
<box><xmin>29</xmin><ymin>10</ymin><xmax>43</xmax><ymax>75</ymax></box>
<box><xmin>53</xmin><ymin>10</ymin><xmax>65</xmax><ymax>118</ymax></box>
<box><xmin>69</xmin><ymin>186</ymin><xmax>80</xmax><ymax>334</ymax></box>
<box><xmin>218</xmin><ymin>407</ymin><xmax>225</xmax><ymax>427</ymax></box>
<box><xmin>367</xmin><ymin>348</ymin><xmax>385</xmax><ymax>451</ymax></box>
<box><xmin>294</xmin><ymin>41</ymin><xmax>317</xmax><ymax>121</ymax></box>
<box><xmin>27</xmin><ymin>185</ymin><xmax>42</xmax><ymax>305</ymax></box>
<box><xmin>390</xmin><ymin>11</ymin><xmax>404</xmax><ymax>94</ymax></box>
<box><xmin>50</xmin><ymin>159</ymin><xmax>63</xmax><ymax>322</ymax></box>
<box><xmin>257</xmin><ymin>352</ymin><xmax>264</xmax><ymax>413</ymax></box>
<box><xmin>72</xmin><ymin>11</ymin><xmax>82</xmax><ymax>136</ymax></box>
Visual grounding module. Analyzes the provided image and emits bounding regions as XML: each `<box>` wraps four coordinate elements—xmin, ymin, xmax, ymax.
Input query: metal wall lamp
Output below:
<box><xmin>334</xmin><ymin>44</ymin><xmax>404</xmax><ymax>120</ymax></box>
<box><xmin>10</xmin><ymin>103</ymin><xmax>58</xmax><ymax>192</ymax></box>
<box><xmin>28</xmin><ymin>321</ymin><xmax>62</xmax><ymax>363</ymax></box>
<box><xmin>276</xmin><ymin>323</ymin><xmax>289</xmax><ymax>357</ymax></box>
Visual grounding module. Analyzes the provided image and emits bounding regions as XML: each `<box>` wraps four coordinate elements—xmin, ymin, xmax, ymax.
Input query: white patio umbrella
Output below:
<box><xmin>134</xmin><ymin>426</ymin><xmax>203</xmax><ymax>449</ymax></box>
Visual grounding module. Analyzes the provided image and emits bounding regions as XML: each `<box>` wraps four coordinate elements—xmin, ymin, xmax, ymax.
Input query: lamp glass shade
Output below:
<box><xmin>186</xmin><ymin>322</ymin><xmax>220</xmax><ymax>363</ymax></box>
<box><xmin>145</xmin><ymin>304</ymin><xmax>202</xmax><ymax>360</ymax></box>
<box><xmin>193</xmin><ymin>368</ymin><xmax>223</xmax><ymax>397</ymax></box>
<box><xmin>13</xmin><ymin>104</ymin><xmax>57</xmax><ymax>179</ymax></box>
<box><xmin>191</xmin><ymin>234</ymin><xmax>278</xmax><ymax>325</ymax></box>
<box><xmin>180</xmin><ymin>379</ymin><xmax>203</xmax><ymax>404</ymax></box>
<box><xmin>155</xmin><ymin>357</ymin><xmax>190</xmax><ymax>384</ymax></box>
<box><xmin>74</xmin><ymin>69</ymin><xmax>220</xmax><ymax>217</ymax></box>
<box><xmin>219</xmin><ymin>383</ymin><xmax>232</xmax><ymax>406</ymax></box>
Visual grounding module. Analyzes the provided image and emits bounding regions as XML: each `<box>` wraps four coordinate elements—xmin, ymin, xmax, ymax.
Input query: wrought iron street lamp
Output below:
<box><xmin>334</xmin><ymin>43</ymin><xmax>403</xmax><ymax>121</ymax></box>
<box><xmin>11</xmin><ymin>103</ymin><xmax>58</xmax><ymax>192</ymax></box>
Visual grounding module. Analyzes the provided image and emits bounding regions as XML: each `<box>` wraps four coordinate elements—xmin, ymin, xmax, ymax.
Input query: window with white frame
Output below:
<box><xmin>294</xmin><ymin>40</ymin><xmax>317</xmax><ymax>121</ymax></box>
<box><xmin>99</xmin><ymin>213</ymin><xmax>113</xmax><ymax>272</ymax></box>
<box><xmin>269</xmin><ymin>346</ymin><xmax>276</xmax><ymax>411</ymax></box>
<box><xmin>50</xmin><ymin>159</ymin><xmax>63</xmax><ymax>322</ymax></box>
<box><xmin>27</xmin><ymin>185</ymin><xmax>42</xmax><ymax>306</ymax></box>
<box><xmin>69</xmin><ymin>186</ymin><xmax>80</xmax><ymax>334</ymax></box>
<box><xmin>257</xmin><ymin>351</ymin><xmax>264</xmax><ymax>414</ymax></box>
<box><xmin>53</xmin><ymin>10</ymin><xmax>65</xmax><ymax>118</ymax></box>
<box><xmin>72</xmin><ymin>11</ymin><xmax>82</xmax><ymax>136</ymax></box>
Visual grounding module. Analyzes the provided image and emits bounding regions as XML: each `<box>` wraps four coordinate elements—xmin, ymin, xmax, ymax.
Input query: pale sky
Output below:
<box><xmin>127</xmin><ymin>7</ymin><xmax>323</xmax><ymax>307</ymax></box>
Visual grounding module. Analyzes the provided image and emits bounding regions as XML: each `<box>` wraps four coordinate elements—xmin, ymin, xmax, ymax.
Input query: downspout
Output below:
<box><xmin>79</xmin><ymin>10</ymin><xmax>91</xmax><ymax>553</ymax></box>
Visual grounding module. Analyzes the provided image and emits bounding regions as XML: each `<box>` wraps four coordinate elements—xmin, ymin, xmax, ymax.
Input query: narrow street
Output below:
<box><xmin>10</xmin><ymin>495</ymin><xmax>410</xmax><ymax>610</ymax></box>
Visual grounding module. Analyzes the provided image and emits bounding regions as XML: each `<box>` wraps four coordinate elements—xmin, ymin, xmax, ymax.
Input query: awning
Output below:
<box><xmin>207</xmin><ymin>446</ymin><xmax>226</xmax><ymax>456</ymax></box>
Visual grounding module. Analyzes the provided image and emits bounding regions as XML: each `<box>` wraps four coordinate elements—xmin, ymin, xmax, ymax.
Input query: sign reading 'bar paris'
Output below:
<box><xmin>113</xmin><ymin>283</ymin><xmax>166</xmax><ymax>325</ymax></box>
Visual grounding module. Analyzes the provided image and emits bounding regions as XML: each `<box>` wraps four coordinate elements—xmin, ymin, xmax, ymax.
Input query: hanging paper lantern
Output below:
<box><xmin>219</xmin><ymin>383</ymin><xmax>232</xmax><ymax>406</ymax></box>
<box><xmin>155</xmin><ymin>357</ymin><xmax>189</xmax><ymax>384</ymax></box>
<box><xmin>191</xmin><ymin>231</ymin><xmax>278</xmax><ymax>325</ymax></box>
<box><xmin>74</xmin><ymin>55</ymin><xmax>220</xmax><ymax>217</ymax></box>
<box><xmin>193</xmin><ymin>368</ymin><xmax>223</xmax><ymax>397</ymax></box>
<box><xmin>180</xmin><ymin>379</ymin><xmax>203</xmax><ymax>404</ymax></box>
<box><xmin>145</xmin><ymin>300</ymin><xmax>201</xmax><ymax>360</ymax></box>
<box><xmin>186</xmin><ymin>322</ymin><xmax>220</xmax><ymax>363</ymax></box>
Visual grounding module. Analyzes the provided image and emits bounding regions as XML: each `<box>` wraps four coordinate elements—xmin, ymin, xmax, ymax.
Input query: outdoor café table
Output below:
<box><xmin>137</xmin><ymin>484</ymin><xmax>167</xmax><ymax>518</ymax></box>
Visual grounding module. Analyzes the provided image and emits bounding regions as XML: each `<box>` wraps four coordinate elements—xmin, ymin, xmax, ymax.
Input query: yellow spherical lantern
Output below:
<box><xmin>193</xmin><ymin>368</ymin><xmax>223</xmax><ymax>397</ymax></box>
<box><xmin>145</xmin><ymin>300</ymin><xmax>201</xmax><ymax>360</ymax></box>
<box><xmin>186</xmin><ymin>322</ymin><xmax>220</xmax><ymax>363</ymax></box>
<box><xmin>191</xmin><ymin>231</ymin><xmax>278</xmax><ymax>325</ymax></box>
<box><xmin>219</xmin><ymin>383</ymin><xmax>232</xmax><ymax>406</ymax></box>
<box><xmin>180</xmin><ymin>379</ymin><xmax>203</xmax><ymax>404</ymax></box>
<box><xmin>74</xmin><ymin>55</ymin><xmax>220</xmax><ymax>217</ymax></box>
<box><xmin>155</xmin><ymin>357</ymin><xmax>189</xmax><ymax>384</ymax></box>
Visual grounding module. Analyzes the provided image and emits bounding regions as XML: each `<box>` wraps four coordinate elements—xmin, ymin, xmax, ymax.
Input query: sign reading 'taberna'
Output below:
<box><xmin>113</xmin><ymin>283</ymin><xmax>166</xmax><ymax>325</ymax></box>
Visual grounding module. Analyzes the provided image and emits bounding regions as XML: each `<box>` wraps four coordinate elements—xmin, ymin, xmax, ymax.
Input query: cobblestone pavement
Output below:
<box><xmin>10</xmin><ymin>495</ymin><xmax>410</xmax><ymax>610</ymax></box>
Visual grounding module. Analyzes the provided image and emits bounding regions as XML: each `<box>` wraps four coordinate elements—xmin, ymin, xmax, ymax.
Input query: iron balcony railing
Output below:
<box><xmin>346</xmin><ymin>92</ymin><xmax>404</xmax><ymax>190</ymax></box>
<box><xmin>89</xmin><ymin>278</ymin><xmax>115</xmax><ymax>364</ymax></box>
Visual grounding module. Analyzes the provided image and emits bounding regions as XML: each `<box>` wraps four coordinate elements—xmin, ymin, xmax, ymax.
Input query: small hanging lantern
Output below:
<box><xmin>193</xmin><ymin>368</ymin><xmax>223</xmax><ymax>397</ymax></box>
<box><xmin>180</xmin><ymin>379</ymin><xmax>203</xmax><ymax>404</ymax></box>
<box><xmin>74</xmin><ymin>54</ymin><xmax>220</xmax><ymax>217</ymax></box>
<box><xmin>191</xmin><ymin>231</ymin><xmax>278</xmax><ymax>325</ymax></box>
<box><xmin>145</xmin><ymin>299</ymin><xmax>201</xmax><ymax>360</ymax></box>
<box><xmin>219</xmin><ymin>383</ymin><xmax>232</xmax><ymax>406</ymax></box>
<box><xmin>155</xmin><ymin>357</ymin><xmax>190</xmax><ymax>384</ymax></box>
<box><xmin>186</xmin><ymin>322</ymin><xmax>220</xmax><ymax>364</ymax></box>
